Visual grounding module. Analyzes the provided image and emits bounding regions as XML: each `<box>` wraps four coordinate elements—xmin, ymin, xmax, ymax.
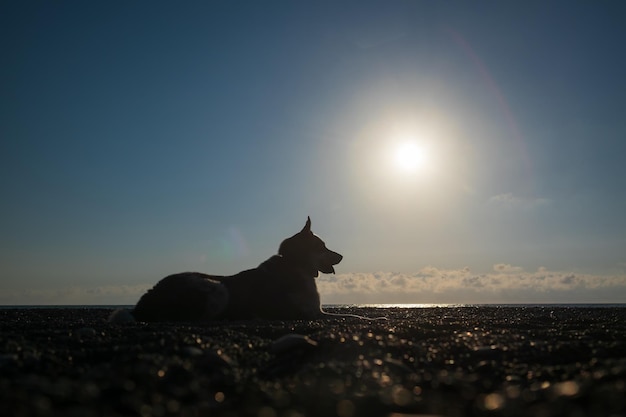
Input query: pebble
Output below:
<box><xmin>181</xmin><ymin>346</ymin><xmax>204</xmax><ymax>357</ymax></box>
<box><xmin>270</xmin><ymin>334</ymin><xmax>318</xmax><ymax>354</ymax></box>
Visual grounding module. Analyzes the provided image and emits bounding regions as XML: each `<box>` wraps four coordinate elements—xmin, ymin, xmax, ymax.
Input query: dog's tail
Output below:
<box><xmin>108</xmin><ymin>308</ymin><xmax>136</xmax><ymax>323</ymax></box>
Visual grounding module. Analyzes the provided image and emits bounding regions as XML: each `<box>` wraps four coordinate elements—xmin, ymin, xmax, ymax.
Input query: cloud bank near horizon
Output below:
<box><xmin>319</xmin><ymin>265</ymin><xmax>626</xmax><ymax>304</ymax></box>
<box><xmin>1</xmin><ymin>265</ymin><xmax>625</xmax><ymax>305</ymax></box>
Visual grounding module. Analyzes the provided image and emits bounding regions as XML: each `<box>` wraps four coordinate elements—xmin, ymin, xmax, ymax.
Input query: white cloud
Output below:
<box><xmin>318</xmin><ymin>265</ymin><xmax>626</xmax><ymax>304</ymax></box>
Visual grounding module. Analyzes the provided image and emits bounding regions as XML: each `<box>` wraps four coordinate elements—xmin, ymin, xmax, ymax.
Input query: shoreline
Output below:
<box><xmin>2</xmin><ymin>303</ymin><xmax>625</xmax><ymax>308</ymax></box>
<box><xmin>2</xmin><ymin>307</ymin><xmax>625</xmax><ymax>416</ymax></box>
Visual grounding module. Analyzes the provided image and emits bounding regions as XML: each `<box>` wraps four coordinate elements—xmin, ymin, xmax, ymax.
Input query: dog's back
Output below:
<box><xmin>123</xmin><ymin>218</ymin><xmax>341</xmax><ymax>322</ymax></box>
<box><xmin>132</xmin><ymin>273</ymin><xmax>229</xmax><ymax>322</ymax></box>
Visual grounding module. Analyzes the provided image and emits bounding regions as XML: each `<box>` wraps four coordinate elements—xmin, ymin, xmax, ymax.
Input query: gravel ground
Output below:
<box><xmin>1</xmin><ymin>306</ymin><xmax>625</xmax><ymax>417</ymax></box>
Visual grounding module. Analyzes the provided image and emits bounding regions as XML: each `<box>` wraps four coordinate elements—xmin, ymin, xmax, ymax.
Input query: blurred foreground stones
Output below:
<box><xmin>1</xmin><ymin>306</ymin><xmax>625</xmax><ymax>417</ymax></box>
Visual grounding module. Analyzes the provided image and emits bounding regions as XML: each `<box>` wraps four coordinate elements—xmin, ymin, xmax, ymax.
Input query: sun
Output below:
<box><xmin>392</xmin><ymin>141</ymin><xmax>428</xmax><ymax>173</ymax></box>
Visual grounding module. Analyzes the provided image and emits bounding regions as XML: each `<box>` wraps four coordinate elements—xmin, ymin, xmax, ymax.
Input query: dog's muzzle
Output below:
<box><xmin>318</xmin><ymin>251</ymin><xmax>343</xmax><ymax>274</ymax></box>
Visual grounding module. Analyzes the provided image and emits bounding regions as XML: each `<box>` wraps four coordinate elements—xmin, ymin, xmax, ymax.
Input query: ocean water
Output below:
<box><xmin>1</xmin><ymin>303</ymin><xmax>625</xmax><ymax>309</ymax></box>
<box><xmin>338</xmin><ymin>303</ymin><xmax>626</xmax><ymax>308</ymax></box>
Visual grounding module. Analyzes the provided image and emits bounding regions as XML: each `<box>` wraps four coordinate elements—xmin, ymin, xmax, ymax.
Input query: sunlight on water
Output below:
<box><xmin>327</xmin><ymin>303</ymin><xmax>466</xmax><ymax>308</ymax></box>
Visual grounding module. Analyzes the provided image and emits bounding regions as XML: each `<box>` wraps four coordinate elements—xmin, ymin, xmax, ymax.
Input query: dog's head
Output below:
<box><xmin>278</xmin><ymin>217</ymin><xmax>343</xmax><ymax>277</ymax></box>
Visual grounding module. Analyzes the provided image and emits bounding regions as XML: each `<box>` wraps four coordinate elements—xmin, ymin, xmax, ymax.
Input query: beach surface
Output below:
<box><xmin>1</xmin><ymin>306</ymin><xmax>625</xmax><ymax>417</ymax></box>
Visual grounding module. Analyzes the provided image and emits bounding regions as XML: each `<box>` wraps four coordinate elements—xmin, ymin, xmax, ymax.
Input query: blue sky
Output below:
<box><xmin>2</xmin><ymin>1</ymin><xmax>625</xmax><ymax>304</ymax></box>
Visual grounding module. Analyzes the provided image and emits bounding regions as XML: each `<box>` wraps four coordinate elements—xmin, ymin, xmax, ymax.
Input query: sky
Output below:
<box><xmin>1</xmin><ymin>1</ymin><xmax>625</xmax><ymax>305</ymax></box>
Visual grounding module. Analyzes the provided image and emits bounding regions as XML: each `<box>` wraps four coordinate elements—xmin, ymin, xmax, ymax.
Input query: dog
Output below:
<box><xmin>111</xmin><ymin>217</ymin><xmax>343</xmax><ymax>322</ymax></box>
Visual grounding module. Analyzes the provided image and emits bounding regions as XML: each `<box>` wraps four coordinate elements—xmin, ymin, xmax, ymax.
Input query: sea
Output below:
<box><xmin>1</xmin><ymin>304</ymin><xmax>625</xmax><ymax>309</ymax></box>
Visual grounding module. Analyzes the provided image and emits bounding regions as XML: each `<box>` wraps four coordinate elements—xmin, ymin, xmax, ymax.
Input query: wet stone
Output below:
<box><xmin>270</xmin><ymin>334</ymin><xmax>318</xmax><ymax>354</ymax></box>
<box><xmin>181</xmin><ymin>346</ymin><xmax>204</xmax><ymax>357</ymax></box>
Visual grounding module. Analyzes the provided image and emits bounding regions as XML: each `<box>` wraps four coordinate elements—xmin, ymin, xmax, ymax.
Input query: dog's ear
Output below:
<box><xmin>301</xmin><ymin>216</ymin><xmax>312</xmax><ymax>233</ymax></box>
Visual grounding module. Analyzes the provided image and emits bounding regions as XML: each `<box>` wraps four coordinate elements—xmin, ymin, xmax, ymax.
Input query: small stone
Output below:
<box><xmin>383</xmin><ymin>358</ymin><xmax>414</xmax><ymax>374</ymax></box>
<box><xmin>108</xmin><ymin>309</ymin><xmax>135</xmax><ymax>323</ymax></box>
<box><xmin>270</xmin><ymin>334</ymin><xmax>318</xmax><ymax>354</ymax></box>
<box><xmin>181</xmin><ymin>346</ymin><xmax>204</xmax><ymax>357</ymax></box>
<box><xmin>198</xmin><ymin>350</ymin><xmax>233</xmax><ymax>368</ymax></box>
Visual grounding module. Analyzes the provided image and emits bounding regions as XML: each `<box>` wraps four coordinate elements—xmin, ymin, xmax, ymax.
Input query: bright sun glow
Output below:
<box><xmin>392</xmin><ymin>141</ymin><xmax>429</xmax><ymax>173</ymax></box>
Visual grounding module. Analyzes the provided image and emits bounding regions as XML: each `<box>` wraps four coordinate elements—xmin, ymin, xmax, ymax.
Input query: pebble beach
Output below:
<box><xmin>1</xmin><ymin>306</ymin><xmax>625</xmax><ymax>417</ymax></box>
